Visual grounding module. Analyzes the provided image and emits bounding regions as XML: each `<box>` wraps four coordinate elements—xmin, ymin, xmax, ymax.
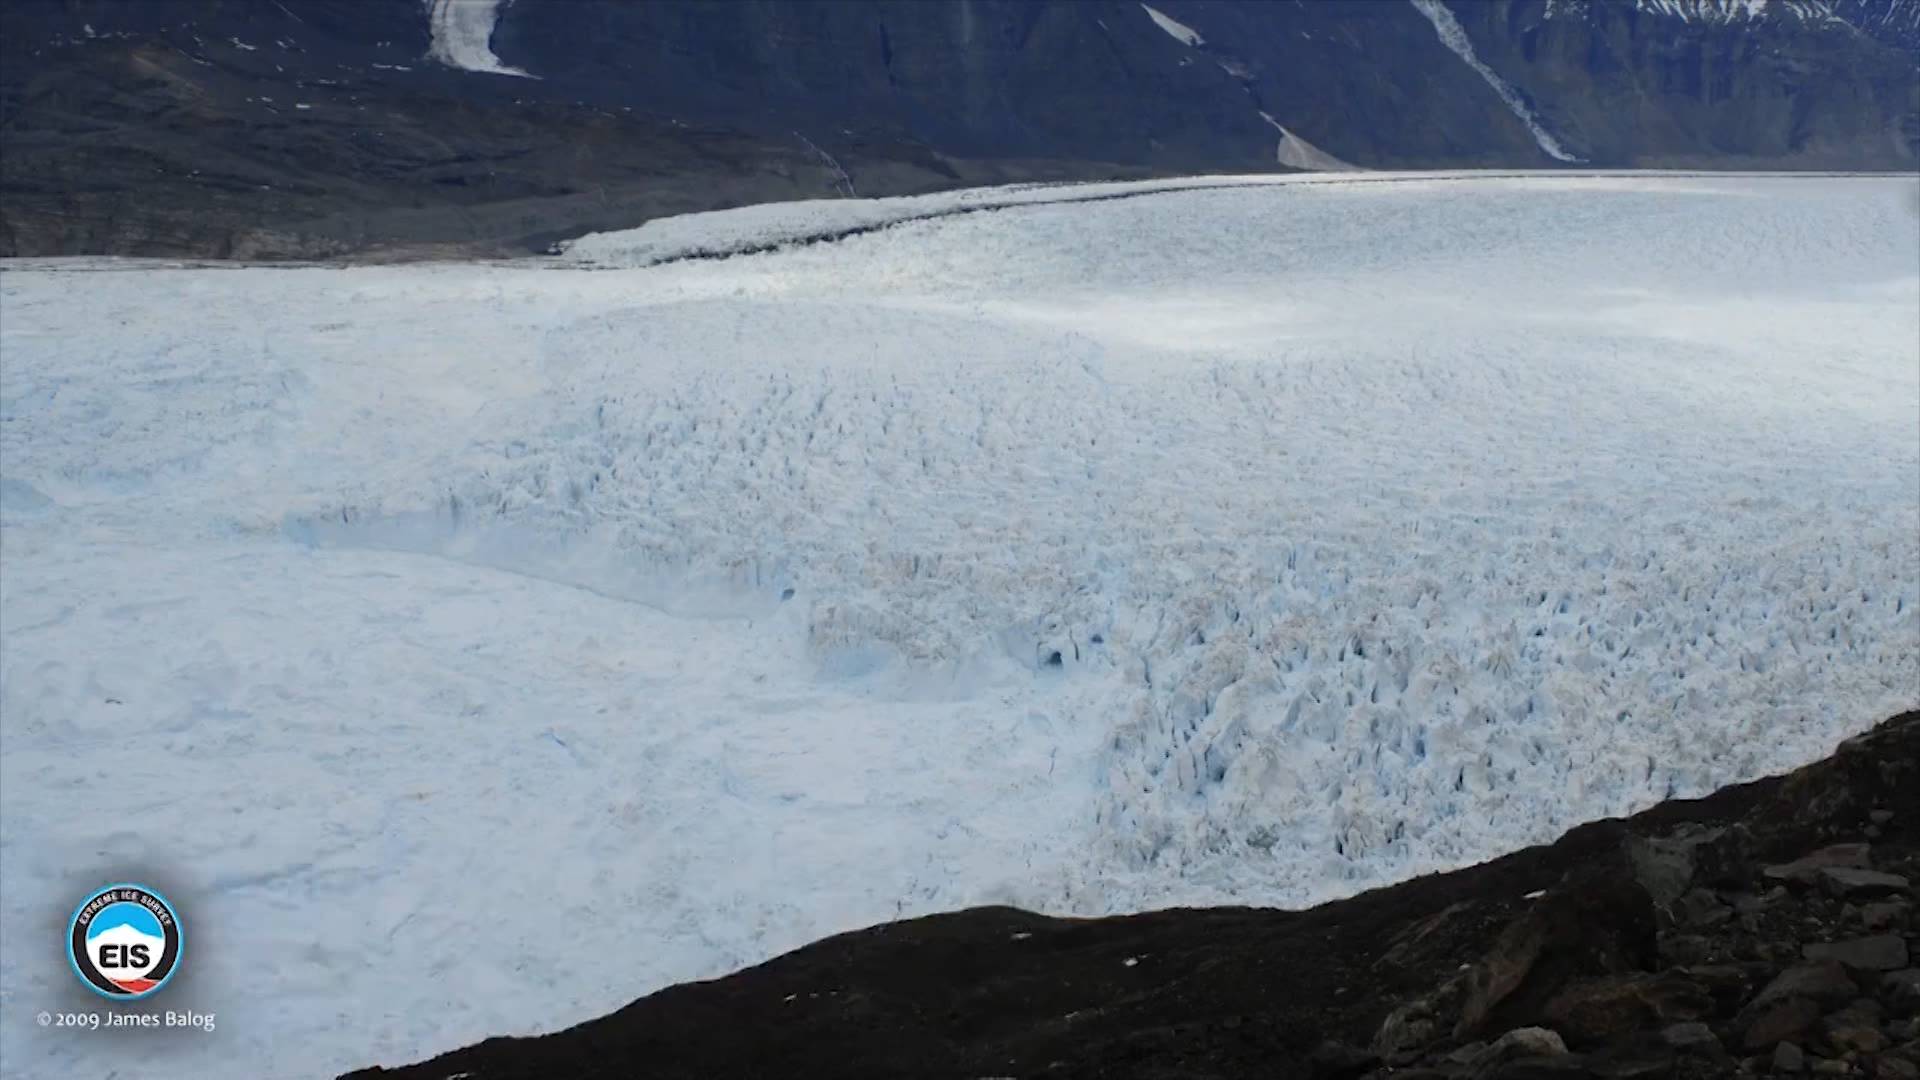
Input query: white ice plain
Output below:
<box><xmin>2</xmin><ymin>174</ymin><xmax>1916</xmax><ymax>1078</ymax></box>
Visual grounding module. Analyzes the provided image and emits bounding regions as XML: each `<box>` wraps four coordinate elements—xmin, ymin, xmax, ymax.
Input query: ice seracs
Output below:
<box><xmin>2</xmin><ymin>173</ymin><xmax>1914</xmax><ymax>1080</ymax></box>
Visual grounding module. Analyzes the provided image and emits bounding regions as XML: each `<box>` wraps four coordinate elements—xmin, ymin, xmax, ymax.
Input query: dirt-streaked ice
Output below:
<box><xmin>2</xmin><ymin>174</ymin><xmax>1915</xmax><ymax>1078</ymax></box>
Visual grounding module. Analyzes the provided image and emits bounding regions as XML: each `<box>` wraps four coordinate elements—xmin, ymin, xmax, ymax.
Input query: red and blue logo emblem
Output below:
<box><xmin>67</xmin><ymin>884</ymin><xmax>184</xmax><ymax>1000</ymax></box>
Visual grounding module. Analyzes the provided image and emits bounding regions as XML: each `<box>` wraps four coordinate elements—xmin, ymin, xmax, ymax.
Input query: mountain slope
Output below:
<box><xmin>1</xmin><ymin>0</ymin><xmax>1915</xmax><ymax>259</ymax></box>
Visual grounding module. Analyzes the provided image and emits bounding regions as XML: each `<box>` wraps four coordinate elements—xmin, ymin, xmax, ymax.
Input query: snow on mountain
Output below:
<box><xmin>1410</xmin><ymin>0</ymin><xmax>1583</xmax><ymax>163</ymax></box>
<box><xmin>85</xmin><ymin>923</ymin><xmax>166</xmax><ymax>982</ymax></box>
<box><xmin>1630</xmin><ymin>0</ymin><xmax>1837</xmax><ymax>21</ymax></box>
<box><xmin>1259</xmin><ymin>113</ymin><xmax>1362</xmax><ymax>172</ymax></box>
<box><xmin>1140</xmin><ymin>3</ymin><xmax>1205</xmax><ymax>47</ymax></box>
<box><xmin>2</xmin><ymin>174</ymin><xmax>1915</xmax><ymax>1078</ymax></box>
<box><xmin>1635</xmin><ymin>0</ymin><xmax>1777</xmax><ymax>20</ymax></box>
<box><xmin>85</xmin><ymin>902</ymin><xmax>165</xmax><ymax>939</ymax></box>
<box><xmin>1832</xmin><ymin>0</ymin><xmax>1920</xmax><ymax>46</ymax></box>
<box><xmin>1536</xmin><ymin>0</ymin><xmax>1883</xmax><ymax>23</ymax></box>
<box><xmin>423</xmin><ymin>0</ymin><xmax>534</xmax><ymax>78</ymax></box>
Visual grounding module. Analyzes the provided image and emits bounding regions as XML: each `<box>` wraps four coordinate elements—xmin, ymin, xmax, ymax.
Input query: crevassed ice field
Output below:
<box><xmin>2</xmin><ymin>174</ymin><xmax>1916</xmax><ymax>1077</ymax></box>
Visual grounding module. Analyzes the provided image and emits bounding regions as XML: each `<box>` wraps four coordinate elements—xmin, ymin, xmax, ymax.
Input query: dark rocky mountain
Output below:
<box><xmin>345</xmin><ymin>710</ymin><xmax>1920</xmax><ymax>1079</ymax></box>
<box><xmin>2</xmin><ymin>0</ymin><xmax>1915</xmax><ymax>258</ymax></box>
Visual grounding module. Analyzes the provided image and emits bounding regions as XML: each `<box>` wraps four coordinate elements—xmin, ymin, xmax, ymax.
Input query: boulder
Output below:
<box><xmin>1820</xmin><ymin>1000</ymin><xmax>1886</xmax><ymax>1054</ymax></box>
<box><xmin>1735</xmin><ymin>887</ymin><xmax>1790</xmax><ymax>914</ymax></box>
<box><xmin>1753</xmin><ymin>962</ymin><xmax>1863</xmax><ymax>1009</ymax></box>
<box><xmin>1658</xmin><ymin>934</ymin><xmax>1712</xmax><ymax>966</ymax></box>
<box><xmin>1741</xmin><ymin>997</ymin><xmax>1823</xmax><ymax>1051</ymax></box>
<box><xmin>1307</xmin><ymin>1039</ymin><xmax>1379</xmax><ymax>1078</ymax></box>
<box><xmin>1877</xmin><ymin>1056</ymin><xmax>1920</xmax><ymax>1080</ymax></box>
<box><xmin>1766</xmin><ymin>845</ymin><xmax>1873</xmax><ymax>886</ymax></box>
<box><xmin>1773</xmin><ymin>1040</ymin><xmax>1806</xmax><ymax>1072</ymax></box>
<box><xmin>1859</xmin><ymin>901</ymin><xmax>1910</xmax><ymax>931</ymax></box>
<box><xmin>1803</xmin><ymin>935</ymin><xmax>1910</xmax><ymax>972</ymax></box>
<box><xmin>1628</xmin><ymin>826</ymin><xmax>1732</xmax><ymax>904</ymax></box>
<box><xmin>1576</xmin><ymin>1049</ymin><xmax>1682</xmax><ymax>1079</ymax></box>
<box><xmin>1684</xmin><ymin>962</ymin><xmax>1774</xmax><ymax>1012</ymax></box>
<box><xmin>1475</xmin><ymin>1026</ymin><xmax>1571</xmax><ymax>1063</ymax></box>
<box><xmin>1678</xmin><ymin>888</ymin><xmax>1734</xmax><ymax>928</ymax></box>
<box><xmin>1659</xmin><ymin>1020</ymin><xmax>1721</xmax><ymax>1053</ymax></box>
<box><xmin>1819</xmin><ymin>868</ymin><xmax>1911</xmax><ymax>900</ymax></box>
<box><xmin>1541</xmin><ymin>972</ymin><xmax>1714</xmax><ymax>1047</ymax></box>
<box><xmin>1479</xmin><ymin>1060</ymin><xmax>1599</xmax><ymax>1080</ymax></box>
<box><xmin>1882</xmin><ymin>969</ymin><xmax>1920</xmax><ymax>1008</ymax></box>
<box><xmin>1375</xmin><ymin>996</ymin><xmax>1447</xmax><ymax>1059</ymax></box>
<box><xmin>1374</xmin><ymin>869</ymin><xmax>1657</xmax><ymax>1057</ymax></box>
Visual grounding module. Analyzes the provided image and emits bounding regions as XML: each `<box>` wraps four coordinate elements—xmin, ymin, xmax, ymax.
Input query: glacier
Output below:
<box><xmin>1</xmin><ymin>173</ymin><xmax>1915</xmax><ymax>1078</ymax></box>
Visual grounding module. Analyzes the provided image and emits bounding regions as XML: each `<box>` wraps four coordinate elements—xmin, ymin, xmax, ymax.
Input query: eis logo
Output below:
<box><xmin>67</xmin><ymin>884</ymin><xmax>183</xmax><ymax>1000</ymax></box>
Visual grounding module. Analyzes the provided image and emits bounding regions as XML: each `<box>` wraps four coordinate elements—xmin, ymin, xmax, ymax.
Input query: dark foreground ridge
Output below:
<box><xmin>347</xmin><ymin>711</ymin><xmax>1920</xmax><ymax>1079</ymax></box>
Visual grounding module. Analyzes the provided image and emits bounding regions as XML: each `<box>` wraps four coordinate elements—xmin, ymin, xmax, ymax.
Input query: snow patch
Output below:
<box><xmin>1140</xmin><ymin>3</ymin><xmax>1205</xmax><ymax>46</ymax></box>
<box><xmin>1409</xmin><ymin>0</ymin><xmax>1582</xmax><ymax>163</ymax></box>
<box><xmin>423</xmin><ymin>0</ymin><xmax>534</xmax><ymax>78</ymax></box>
<box><xmin>1259</xmin><ymin>113</ymin><xmax>1362</xmax><ymax>171</ymax></box>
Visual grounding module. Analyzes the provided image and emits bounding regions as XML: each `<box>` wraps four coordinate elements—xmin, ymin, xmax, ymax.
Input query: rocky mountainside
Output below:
<box><xmin>347</xmin><ymin>711</ymin><xmax>1919</xmax><ymax>1079</ymax></box>
<box><xmin>2</xmin><ymin>0</ymin><xmax>1915</xmax><ymax>259</ymax></box>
